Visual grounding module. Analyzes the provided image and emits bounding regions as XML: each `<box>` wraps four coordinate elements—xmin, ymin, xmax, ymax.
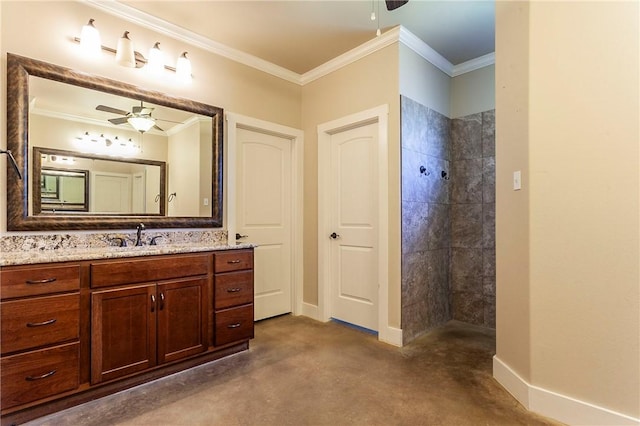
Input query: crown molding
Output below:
<box><xmin>82</xmin><ymin>1</ymin><xmax>494</xmax><ymax>86</ymax></box>
<box><xmin>300</xmin><ymin>27</ymin><xmax>401</xmax><ymax>85</ymax></box>
<box><xmin>82</xmin><ymin>0</ymin><xmax>301</xmax><ymax>85</ymax></box>
<box><xmin>452</xmin><ymin>52</ymin><xmax>495</xmax><ymax>77</ymax></box>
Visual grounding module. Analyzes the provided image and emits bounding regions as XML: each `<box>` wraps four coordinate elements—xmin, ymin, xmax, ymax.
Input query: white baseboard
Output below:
<box><xmin>379</xmin><ymin>326</ymin><xmax>403</xmax><ymax>347</ymax></box>
<box><xmin>300</xmin><ymin>302</ymin><xmax>320</xmax><ymax>321</ymax></box>
<box><xmin>493</xmin><ymin>356</ymin><xmax>640</xmax><ymax>426</ymax></box>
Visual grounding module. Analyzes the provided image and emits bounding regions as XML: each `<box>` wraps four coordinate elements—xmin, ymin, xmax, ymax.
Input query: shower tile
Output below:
<box><xmin>483</xmin><ymin>276</ymin><xmax>496</xmax><ymax>298</ymax></box>
<box><xmin>451</xmin><ymin>274</ymin><xmax>482</xmax><ymax>294</ymax></box>
<box><xmin>451</xmin><ymin>159</ymin><xmax>483</xmax><ymax>204</ymax></box>
<box><xmin>402</xmin><ymin>298</ymin><xmax>429</xmax><ymax>342</ymax></box>
<box><xmin>482</xmin><ymin>203</ymin><xmax>496</xmax><ymax>248</ymax></box>
<box><xmin>426</xmin><ymin>156</ymin><xmax>450</xmax><ymax>204</ymax></box>
<box><xmin>427</xmin><ymin>108</ymin><xmax>451</xmax><ymax>160</ymax></box>
<box><xmin>482</xmin><ymin>248</ymin><xmax>496</xmax><ymax>277</ymax></box>
<box><xmin>402</xmin><ymin>148</ymin><xmax>428</xmax><ymax>202</ymax></box>
<box><xmin>451</xmin><ymin>113</ymin><xmax>482</xmax><ymax>160</ymax></box>
<box><xmin>401</xmin><ymin>251</ymin><xmax>429</xmax><ymax>308</ymax></box>
<box><xmin>401</xmin><ymin>96</ymin><xmax>428</xmax><ymax>153</ymax></box>
<box><xmin>483</xmin><ymin>157</ymin><xmax>496</xmax><ymax>204</ymax></box>
<box><xmin>483</xmin><ymin>296</ymin><xmax>496</xmax><ymax>328</ymax></box>
<box><xmin>451</xmin><ymin>203</ymin><xmax>482</xmax><ymax>248</ymax></box>
<box><xmin>452</xmin><ymin>291</ymin><xmax>484</xmax><ymax>325</ymax></box>
<box><xmin>427</xmin><ymin>203</ymin><xmax>450</xmax><ymax>250</ymax></box>
<box><xmin>427</xmin><ymin>249</ymin><xmax>450</xmax><ymax>290</ymax></box>
<box><xmin>402</xmin><ymin>201</ymin><xmax>429</xmax><ymax>254</ymax></box>
<box><xmin>451</xmin><ymin>248</ymin><xmax>483</xmax><ymax>278</ymax></box>
<box><xmin>482</xmin><ymin>110</ymin><xmax>496</xmax><ymax>158</ymax></box>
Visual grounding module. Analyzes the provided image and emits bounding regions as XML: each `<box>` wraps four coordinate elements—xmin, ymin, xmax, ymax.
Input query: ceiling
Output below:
<box><xmin>118</xmin><ymin>0</ymin><xmax>495</xmax><ymax>75</ymax></box>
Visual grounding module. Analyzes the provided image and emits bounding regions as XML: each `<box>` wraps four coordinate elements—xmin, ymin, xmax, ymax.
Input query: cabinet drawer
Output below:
<box><xmin>214</xmin><ymin>250</ymin><xmax>253</xmax><ymax>273</ymax></box>
<box><xmin>1</xmin><ymin>294</ymin><xmax>79</xmax><ymax>355</ymax></box>
<box><xmin>215</xmin><ymin>271</ymin><xmax>254</xmax><ymax>309</ymax></box>
<box><xmin>215</xmin><ymin>304</ymin><xmax>254</xmax><ymax>346</ymax></box>
<box><xmin>0</xmin><ymin>264</ymin><xmax>80</xmax><ymax>299</ymax></box>
<box><xmin>91</xmin><ymin>254</ymin><xmax>210</xmax><ymax>288</ymax></box>
<box><xmin>1</xmin><ymin>342</ymin><xmax>79</xmax><ymax>409</ymax></box>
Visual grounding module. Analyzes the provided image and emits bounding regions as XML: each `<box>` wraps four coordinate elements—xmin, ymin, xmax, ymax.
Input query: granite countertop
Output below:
<box><xmin>0</xmin><ymin>243</ymin><xmax>255</xmax><ymax>267</ymax></box>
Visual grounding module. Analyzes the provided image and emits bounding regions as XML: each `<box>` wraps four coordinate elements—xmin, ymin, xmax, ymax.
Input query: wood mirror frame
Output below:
<box><xmin>6</xmin><ymin>53</ymin><xmax>223</xmax><ymax>231</ymax></box>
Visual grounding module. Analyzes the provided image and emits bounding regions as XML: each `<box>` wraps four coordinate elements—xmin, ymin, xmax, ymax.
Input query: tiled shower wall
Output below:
<box><xmin>401</xmin><ymin>95</ymin><xmax>496</xmax><ymax>343</ymax></box>
<box><xmin>401</xmin><ymin>96</ymin><xmax>452</xmax><ymax>342</ymax></box>
<box><xmin>450</xmin><ymin>111</ymin><xmax>496</xmax><ymax>328</ymax></box>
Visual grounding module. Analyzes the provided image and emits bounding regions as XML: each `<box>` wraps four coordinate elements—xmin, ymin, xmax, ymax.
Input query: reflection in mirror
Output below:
<box><xmin>6</xmin><ymin>53</ymin><xmax>223</xmax><ymax>231</ymax></box>
<box><xmin>40</xmin><ymin>167</ymin><xmax>89</xmax><ymax>213</ymax></box>
<box><xmin>34</xmin><ymin>147</ymin><xmax>165</xmax><ymax>216</ymax></box>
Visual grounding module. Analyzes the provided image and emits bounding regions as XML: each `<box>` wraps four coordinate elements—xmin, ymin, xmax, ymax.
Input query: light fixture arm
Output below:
<box><xmin>1</xmin><ymin>149</ymin><xmax>22</xmax><ymax>180</ymax></box>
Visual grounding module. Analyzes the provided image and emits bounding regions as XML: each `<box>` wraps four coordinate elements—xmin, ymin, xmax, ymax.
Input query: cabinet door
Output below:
<box><xmin>91</xmin><ymin>284</ymin><xmax>157</xmax><ymax>384</ymax></box>
<box><xmin>157</xmin><ymin>277</ymin><xmax>208</xmax><ymax>364</ymax></box>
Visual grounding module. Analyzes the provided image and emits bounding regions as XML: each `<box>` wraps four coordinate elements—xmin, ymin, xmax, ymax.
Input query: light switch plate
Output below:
<box><xmin>513</xmin><ymin>171</ymin><xmax>522</xmax><ymax>190</ymax></box>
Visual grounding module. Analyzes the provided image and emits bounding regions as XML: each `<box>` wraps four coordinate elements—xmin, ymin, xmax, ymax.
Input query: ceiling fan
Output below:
<box><xmin>96</xmin><ymin>102</ymin><xmax>166</xmax><ymax>133</ymax></box>
<box><xmin>385</xmin><ymin>0</ymin><xmax>409</xmax><ymax>11</ymax></box>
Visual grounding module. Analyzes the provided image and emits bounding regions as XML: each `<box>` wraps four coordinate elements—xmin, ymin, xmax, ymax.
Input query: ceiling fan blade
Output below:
<box><xmin>153</xmin><ymin>124</ymin><xmax>164</xmax><ymax>132</ymax></box>
<box><xmin>109</xmin><ymin>117</ymin><xmax>129</xmax><ymax>125</ymax></box>
<box><xmin>96</xmin><ymin>105</ymin><xmax>129</xmax><ymax>115</ymax></box>
<box><xmin>385</xmin><ymin>0</ymin><xmax>408</xmax><ymax>11</ymax></box>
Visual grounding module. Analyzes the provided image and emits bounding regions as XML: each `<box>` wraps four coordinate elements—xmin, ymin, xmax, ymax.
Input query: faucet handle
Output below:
<box><xmin>112</xmin><ymin>237</ymin><xmax>128</xmax><ymax>247</ymax></box>
<box><xmin>150</xmin><ymin>236</ymin><xmax>162</xmax><ymax>246</ymax></box>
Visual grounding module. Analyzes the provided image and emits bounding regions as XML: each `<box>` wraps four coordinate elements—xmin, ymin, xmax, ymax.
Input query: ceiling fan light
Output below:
<box><xmin>176</xmin><ymin>52</ymin><xmax>192</xmax><ymax>83</ymax></box>
<box><xmin>115</xmin><ymin>31</ymin><xmax>136</xmax><ymax>68</ymax></box>
<box><xmin>80</xmin><ymin>19</ymin><xmax>101</xmax><ymax>58</ymax></box>
<box><xmin>147</xmin><ymin>42</ymin><xmax>164</xmax><ymax>74</ymax></box>
<box><xmin>128</xmin><ymin>116</ymin><xmax>156</xmax><ymax>133</ymax></box>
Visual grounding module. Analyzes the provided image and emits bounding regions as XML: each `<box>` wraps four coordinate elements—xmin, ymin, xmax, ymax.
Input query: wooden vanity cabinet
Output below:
<box><xmin>1</xmin><ymin>248</ymin><xmax>254</xmax><ymax>425</ymax></box>
<box><xmin>0</xmin><ymin>263</ymin><xmax>81</xmax><ymax>410</ymax></box>
<box><xmin>90</xmin><ymin>255</ymin><xmax>209</xmax><ymax>384</ymax></box>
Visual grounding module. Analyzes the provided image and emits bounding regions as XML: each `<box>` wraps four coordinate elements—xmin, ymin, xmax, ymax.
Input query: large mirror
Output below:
<box><xmin>6</xmin><ymin>53</ymin><xmax>223</xmax><ymax>231</ymax></box>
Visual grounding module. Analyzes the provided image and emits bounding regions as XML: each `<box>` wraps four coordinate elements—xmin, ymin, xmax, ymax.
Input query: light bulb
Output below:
<box><xmin>147</xmin><ymin>42</ymin><xmax>164</xmax><ymax>74</ymax></box>
<box><xmin>376</xmin><ymin>28</ymin><xmax>381</xmax><ymax>37</ymax></box>
<box><xmin>370</xmin><ymin>12</ymin><xmax>376</xmax><ymax>21</ymax></box>
<box><xmin>80</xmin><ymin>19</ymin><xmax>101</xmax><ymax>58</ymax></box>
<box><xmin>176</xmin><ymin>52</ymin><xmax>192</xmax><ymax>83</ymax></box>
<box><xmin>115</xmin><ymin>31</ymin><xmax>136</xmax><ymax>68</ymax></box>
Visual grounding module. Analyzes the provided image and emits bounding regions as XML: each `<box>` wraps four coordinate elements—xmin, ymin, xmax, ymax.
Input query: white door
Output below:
<box><xmin>131</xmin><ymin>172</ymin><xmax>145</xmax><ymax>213</ymax></box>
<box><xmin>329</xmin><ymin>122</ymin><xmax>378</xmax><ymax>331</ymax></box>
<box><xmin>236</xmin><ymin>127</ymin><xmax>293</xmax><ymax>321</ymax></box>
<box><xmin>91</xmin><ymin>172</ymin><xmax>131</xmax><ymax>213</ymax></box>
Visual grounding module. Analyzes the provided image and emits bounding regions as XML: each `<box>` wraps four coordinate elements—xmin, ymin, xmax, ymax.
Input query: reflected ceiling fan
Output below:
<box><xmin>96</xmin><ymin>101</ymin><xmax>176</xmax><ymax>133</ymax></box>
<box><xmin>385</xmin><ymin>0</ymin><xmax>408</xmax><ymax>11</ymax></box>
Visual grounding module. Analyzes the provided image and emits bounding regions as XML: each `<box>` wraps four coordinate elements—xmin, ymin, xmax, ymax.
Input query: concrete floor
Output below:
<box><xmin>29</xmin><ymin>315</ymin><xmax>561</xmax><ymax>426</ymax></box>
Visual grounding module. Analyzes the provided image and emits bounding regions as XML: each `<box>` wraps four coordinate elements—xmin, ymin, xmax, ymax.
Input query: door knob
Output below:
<box><xmin>235</xmin><ymin>233</ymin><xmax>248</xmax><ymax>239</ymax></box>
<box><xmin>329</xmin><ymin>232</ymin><xmax>340</xmax><ymax>239</ymax></box>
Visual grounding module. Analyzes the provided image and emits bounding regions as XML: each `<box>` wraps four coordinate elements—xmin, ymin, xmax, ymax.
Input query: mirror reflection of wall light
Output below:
<box><xmin>74</xmin><ymin>19</ymin><xmax>193</xmax><ymax>83</ymax></box>
<box><xmin>75</xmin><ymin>131</ymin><xmax>141</xmax><ymax>157</ymax></box>
<box><xmin>42</xmin><ymin>154</ymin><xmax>75</xmax><ymax>165</ymax></box>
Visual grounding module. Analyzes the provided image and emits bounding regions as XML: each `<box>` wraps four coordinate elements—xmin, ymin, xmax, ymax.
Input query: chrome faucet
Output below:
<box><xmin>135</xmin><ymin>223</ymin><xmax>145</xmax><ymax>246</ymax></box>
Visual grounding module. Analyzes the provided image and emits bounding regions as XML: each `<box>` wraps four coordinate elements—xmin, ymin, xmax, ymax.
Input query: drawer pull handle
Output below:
<box><xmin>25</xmin><ymin>369</ymin><xmax>57</xmax><ymax>381</ymax></box>
<box><xmin>25</xmin><ymin>278</ymin><xmax>57</xmax><ymax>285</ymax></box>
<box><xmin>226</xmin><ymin>288</ymin><xmax>242</xmax><ymax>293</ymax></box>
<box><xmin>159</xmin><ymin>292</ymin><xmax>165</xmax><ymax>311</ymax></box>
<box><xmin>227</xmin><ymin>260</ymin><xmax>242</xmax><ymax>264</ymax></box>
<box><xmin>26</xmin><ymin>318</ymin><xmax>57</xmax><ymax>327</ymax></box>
<box><xmin>151</xmin><ymin>294</ymin><xmax>156</xmax><ymax>312</ymax></box>
<box><xmin>227</xmin><ymin>323</ymin><xmax>241</xmax><ymax>329</ymax></box>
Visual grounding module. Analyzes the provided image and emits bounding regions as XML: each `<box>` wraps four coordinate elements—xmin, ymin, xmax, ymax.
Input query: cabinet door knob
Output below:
<box><xmin>151</xmin><ymin>294</ymin><xmax>156</xmax><ymax>312</ymax></box>
<box><xmin>159</xmin><ymin>292</ymin><xmax>165</xmax><ymax>311</ymax></box>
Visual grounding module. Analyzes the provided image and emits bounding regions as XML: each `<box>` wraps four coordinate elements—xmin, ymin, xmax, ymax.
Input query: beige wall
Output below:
<box><xmin>450</xmin><ymin>65</ymin><xmax>495</xmax><ymax>119</ymax></box>
<box><xmin>398</xmin><ymin>44</ymin><xmax>451</xmax><ymax>117</ymax></box>
<box><xmin>301</xmin><ymin>44</ymin><xmax>401</xmax><ymax>327</ymax></box>
<box><xmin>497</xmin><ymin>0</ymin><xmax>640</xmax><ymax>419</ymax></box>
<box><xmin>0</xmin><ymin>0</ymin><xmax>302</xmax><ymax>233</ymax></box>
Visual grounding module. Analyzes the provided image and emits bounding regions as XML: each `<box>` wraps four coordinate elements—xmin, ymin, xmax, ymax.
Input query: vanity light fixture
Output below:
<box><xmin>146</xmin><ymin>42</ymin><xmax>164</xmax><ymax>74</ymax></box>
<box><xmin>75</xmin><ymin>19</ymin><xmax>193</xmax><ymax>82</ymax></box>
<box><xmin>115</xmin><ymin>31</ymin><xmax>136</xmax><ymax>68</ymax></box>
<box><xmin>75</xmin><ymin>132</ymin><xmax>141</xmax><ymax>156</ymax></box>
<box><xmin>175</xmin><ymin>52</ymin><xmax>193</xmax><ymax>83</ymax></box>
<box><xmin>80</xmin><ymin>19</ymin><xmax>101</xmax><ymax>57</ymax></box>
